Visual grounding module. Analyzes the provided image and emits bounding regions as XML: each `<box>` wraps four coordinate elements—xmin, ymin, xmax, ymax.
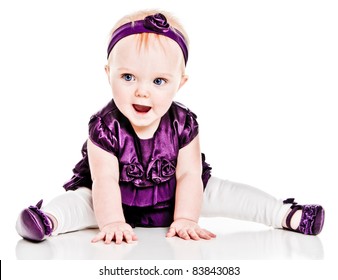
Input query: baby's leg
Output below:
<box><xmin>42</xmin><ymin>187</ymin><xmax>98</xmax><ymax>235</ymax></box>
<box><xmin>201</xmin><ymin>176</ymin><xmax>291</xmax><ymax>228</ymax></box>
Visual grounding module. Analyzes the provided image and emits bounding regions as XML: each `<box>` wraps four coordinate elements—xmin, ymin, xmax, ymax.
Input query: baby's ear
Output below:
<box><xmin>179</xmin><ymin>75</ymin><xmax>189</xmax><ymax>90</ymax></box>
<box><xmin>104</xmin><ymin>65</ymin><xmax>111</xmax><ymax>84</ymax></box>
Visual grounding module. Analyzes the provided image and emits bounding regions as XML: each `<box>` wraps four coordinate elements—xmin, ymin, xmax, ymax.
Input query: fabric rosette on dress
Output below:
<box><xmin>119</xmin><ymin>158</ymin><xmax>177</xmax><ymax>208</ymax></box>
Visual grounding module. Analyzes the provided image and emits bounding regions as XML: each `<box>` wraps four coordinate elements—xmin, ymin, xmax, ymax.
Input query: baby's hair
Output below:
<box><xmin>107</xmin><ymin>9</ymin><xmax>189</xmax><ymax>67</ymax></box>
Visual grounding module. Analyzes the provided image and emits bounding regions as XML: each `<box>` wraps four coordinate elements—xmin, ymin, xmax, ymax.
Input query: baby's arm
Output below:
<box><xmin>167</xmin><ymin>135</ymin><xmax>216</xmax><ymax>240</ymax></box>
<box><xmin>87</xmin><ymin>139</ymin><xmax>137</xmax><ymax>244</ymax></box>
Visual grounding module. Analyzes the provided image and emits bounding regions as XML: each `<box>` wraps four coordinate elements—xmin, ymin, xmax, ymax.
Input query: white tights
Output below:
<box><xmin>42</xmin><ymin>176</ymin><xmax>291</xmax><ymax>235</ymax></box>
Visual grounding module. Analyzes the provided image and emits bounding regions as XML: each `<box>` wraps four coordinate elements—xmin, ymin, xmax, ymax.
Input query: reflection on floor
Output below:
<box><xmin>15</xmin><ymin>218</ymin><xmax>324</xmax><ymax>260</ymax></box>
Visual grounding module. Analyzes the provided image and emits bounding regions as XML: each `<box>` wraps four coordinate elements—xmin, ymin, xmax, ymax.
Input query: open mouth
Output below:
<box><xmin>133</xmin><ymin>104</ymin><xmax>152</xmax><ymax>113</ymax></box>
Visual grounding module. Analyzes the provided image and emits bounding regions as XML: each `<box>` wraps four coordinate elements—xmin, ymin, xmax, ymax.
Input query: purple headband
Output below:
<box><xmin>107</xmin><ymin>13</ymin><xmax>188</xmax><ymax>64</ymax></box>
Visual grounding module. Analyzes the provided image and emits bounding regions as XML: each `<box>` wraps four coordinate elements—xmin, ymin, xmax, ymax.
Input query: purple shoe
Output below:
<box><xmin>16</xmin><ymin>200</ymin><xmax>53</xmax><ymax>242</ymax></box>
<box><xmin>283</xmin><ymin>198</ymin><xmax>325</xmax><ymax>235</ymax></box>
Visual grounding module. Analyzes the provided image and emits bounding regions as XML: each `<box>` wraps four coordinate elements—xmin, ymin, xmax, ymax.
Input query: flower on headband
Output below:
<box><xmin>143</xmin><ymin>13</ymin><xmax>170</xmax><ymax>33</ymax></box>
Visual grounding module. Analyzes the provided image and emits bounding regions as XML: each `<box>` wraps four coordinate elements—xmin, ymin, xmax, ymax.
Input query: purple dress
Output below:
<box><xmin>63</xmin><ymin>100</ymin><xmax>211</xmax><ymax>227</ymax></box>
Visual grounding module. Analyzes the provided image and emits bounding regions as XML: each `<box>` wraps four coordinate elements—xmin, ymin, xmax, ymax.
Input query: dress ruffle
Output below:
<box><xmin>88</xmin><ymin>114</ymin><xmax>120</xmax><ymax>156</ymax></box>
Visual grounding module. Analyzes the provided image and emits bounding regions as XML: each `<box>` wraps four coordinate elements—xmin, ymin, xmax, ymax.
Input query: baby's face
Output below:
<box><xmin>105</xmin><ymin>34</ymin><xmax>187</xmax><ymax>138</ymax></box>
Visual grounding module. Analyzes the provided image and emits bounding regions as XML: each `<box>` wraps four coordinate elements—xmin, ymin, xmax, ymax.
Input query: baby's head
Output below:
<box><xmin>105</xmin><ymin>10</ymin><xmax>190</xmax><ymax>138</ymax></box>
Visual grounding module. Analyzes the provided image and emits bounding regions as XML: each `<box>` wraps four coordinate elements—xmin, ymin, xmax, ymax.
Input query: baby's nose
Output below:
<box><xmin>135</xmin><ymin>86</ymin><xmax>150</xmax><ymax>98</ymax></box>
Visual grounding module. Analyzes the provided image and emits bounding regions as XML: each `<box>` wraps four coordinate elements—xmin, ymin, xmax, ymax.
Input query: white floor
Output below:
<box><xmin>15</xmin><ymin>217</ymin><xmax>324</xmax><ymax>260</ymax></box>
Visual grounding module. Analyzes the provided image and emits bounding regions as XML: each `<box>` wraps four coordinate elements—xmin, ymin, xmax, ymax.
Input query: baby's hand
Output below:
<box><xmin>91</xmin><ymin>221</ymin><xmax>138</xmax><ymax>244</ymax></box>
<box><xmin>166</xmin><ymin>218</ymin><xmax>216</xmax><ymax>240</ymax></box>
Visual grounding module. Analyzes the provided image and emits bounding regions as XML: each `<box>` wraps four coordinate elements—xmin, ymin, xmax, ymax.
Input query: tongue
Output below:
<box><xmin>133</xmin><ymin>104</ymin><xmax>151</xmax><ymax>113</ymax></box>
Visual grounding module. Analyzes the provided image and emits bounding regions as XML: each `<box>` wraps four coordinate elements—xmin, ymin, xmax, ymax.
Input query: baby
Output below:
<box><xmin>16</xmin><ymin>10</ymin><xmax>325</xmax><ymax>244</ymax></box>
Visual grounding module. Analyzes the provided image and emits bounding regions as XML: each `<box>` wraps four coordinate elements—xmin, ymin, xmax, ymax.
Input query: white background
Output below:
<box><xmin>1</xmin><ymin>0</ymin><xmax>337</xmax><ymax>278</ymax></box>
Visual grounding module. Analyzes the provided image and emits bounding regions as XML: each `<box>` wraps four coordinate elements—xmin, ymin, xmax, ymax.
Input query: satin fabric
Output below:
<box><xmin>63</xmin><ymin>100</ymin><xmax>211</xmax><ymax>227</ymax></box>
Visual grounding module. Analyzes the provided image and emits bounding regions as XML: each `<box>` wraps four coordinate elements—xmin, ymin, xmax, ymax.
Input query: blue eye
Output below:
<box><xmin>122</xmin><ymin>74</ymin><xmax>134</xmax><ymax>81</ymax></box>
<box><xmin>154</xmin><ymin>78</ymin><xmax>166</xmax><ymax>86</ymax></box>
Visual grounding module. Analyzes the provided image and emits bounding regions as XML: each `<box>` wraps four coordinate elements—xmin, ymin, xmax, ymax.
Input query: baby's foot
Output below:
<box><xmin>16</xmin><ymin>200</ymin><xmax>54</xmax><ymax>241</ymax></box>
<box><xmin>282</xmin><ymin>199</ymin><xmax>325</xmax><ymax>235</ymax></box>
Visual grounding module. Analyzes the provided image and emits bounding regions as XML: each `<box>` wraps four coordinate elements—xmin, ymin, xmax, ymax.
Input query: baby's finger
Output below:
<box><xmin>197</xmin><ymin>230</ymin><xmax>212</xmax><ymax>240</ymax></box>
<box><xmin>203</xmin><ymin>229</ymin><xmax>217</xmax><ymax>238</ymax></box>
<box><xmin>114</xmin><ymin>231</ymin><xmax>123</xmax><ymax>244</ymax></box>
<box><xmin>123</xmin><ymin>231</ymin><xmax>134</xmax><ymax>243</ymax></box>
<box><xmin>187</xmin><ymin>229</ymin><xmax>200</xmax><ymax>240</ymax></box>
<box><xmin>131</xmin><ymin>232</ymin><xmax>138</xmax><ymax>241</ymax></box>
<box><xmin>104</xmin><ymin>232</ymin><xmax>114</xmax><ymax>244</ymax></box>
<box><xmin>166</xmin><ymin>227</ymin><xmax>176</xmax><ymax>238</ymax></box>
<box><xmin>91</xmin><ymin>231</ymin><xmax>106</xmax><ymax>243</ymax></box>
<box><xmin>196</xmin><ymin>229</ymin><xmax>216</xmax><ymax>240</ymax></box>
<box><xmin>178</xmin><ymin>229</ymin><xmax>190</xmax><ymax>240</ymax></box>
